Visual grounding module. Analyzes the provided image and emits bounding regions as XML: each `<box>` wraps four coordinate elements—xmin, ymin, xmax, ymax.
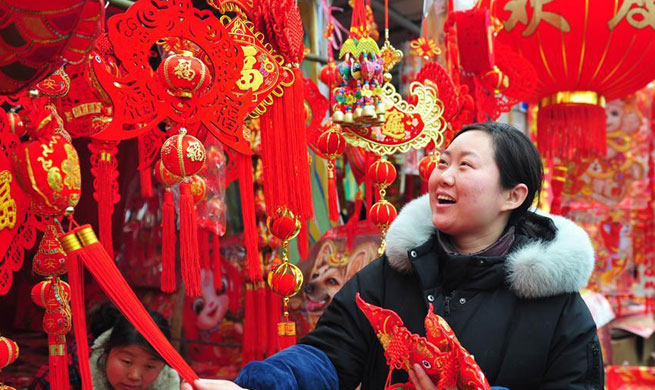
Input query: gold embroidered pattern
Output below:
<box><xmin>0</xmin><ymin>170</ymin><xmax>17</xmax><ymax>230</ymax></box>
<box><xmin>237</xmin><ymin>45</ymin><xmax>265</xmax><ymax>91</ymax></box>
<box><xmin>174</xmin><ymin>58</ymin><xmax>196</xmax><ymax>81</ymax></box>
<box><xmin>186</xmin><ymin>140</ymin><xmax>205</xmax><ymax>162</ymax></box>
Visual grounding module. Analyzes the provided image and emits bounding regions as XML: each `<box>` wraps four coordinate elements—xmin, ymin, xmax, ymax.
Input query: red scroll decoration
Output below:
<box><xmin>356</xmin><ymin>294</ymin><xmax>490</xmax><ymax>390</ymax></box>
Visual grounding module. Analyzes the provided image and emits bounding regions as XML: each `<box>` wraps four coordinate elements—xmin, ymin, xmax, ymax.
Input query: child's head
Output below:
<box><xmin>91</xmin><ymin>303</ymin><xmax>171</xmax><ymax>390</ymax></box>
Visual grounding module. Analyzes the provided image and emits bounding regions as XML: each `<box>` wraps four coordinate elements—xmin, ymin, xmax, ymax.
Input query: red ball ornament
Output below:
<box><xmin>418</xmin><ymin>154</ymin><xmax>439</xmax><ymax>182</ymax></box>
<box><xmin>11</xmin><ymin>121</ymin><xmax>81</xmax><ymax>216</ymax></box>
<box><xmin>315</xmin><ymin>124</ymin><xmax>346</xmax><ymax>159</ymax></box>
<box><xmin>158</xmin><ymin>51</ymin><xmax>212</xmax><ymax>99</ymax></box>
<box><xmin>188</xmin><ymin>175</ymin><xmax>207</xmax><ymax>204</ymax></box>
<box><xmin>4</xmin><ymin>112</ymin><xmax>25</xmax><ymax>137</ymax></box>
<box><xmin>319</xmin><ymin>62</ymin><xmax>340</xmax><ymax>87</ymax></box>
<box><xmin>369</xmin><ymin>199</ymin><xmax>397</xmax><ymax>230</ymax></box>
<box><xmin>0</xmin><ymin>335</ymin><xmax>19</xmax><ymax>370</ymax></box>
<box><xmin>43</xmin><ymin>308</ymin><xmax>72</xmax><ymax>336</ymax></box>
<box><xmin>267</xmin><ymin>207</ymin><xmax>301</xmax><ymax>242</ymax></box>
<box><xmin>267</xmin><ymin>262</ymin><xmax>303</xmax><ymax>298</ymax></box>
<box><xmin>368</xmin><ymin>159</ymin><xmax>397</xmax><ymax>189</ymax></box>
<box><xmin>31</xmin><ymin>280</ymin><xmax>71</xmax><ymax>309</ymax></box>
<box><xmin>154</xmin><ymin>159</ymin><xmax>182</xmax><ymax>187</ymax></box>
<box><xmin>480</xmin><ymin>66</ymin><xmax>509</xmax><ymax>94</ymax></box>
<box><xmin>160</xmin><ymin>129</ymin><xmax>206</xmax><ymax>177</ymax></box>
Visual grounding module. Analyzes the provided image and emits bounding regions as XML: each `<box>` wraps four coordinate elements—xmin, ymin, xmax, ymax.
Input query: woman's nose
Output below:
<box><xmin>438</xmin><ymin>167</ymin><xmax>455</xmax><ymax>186</ymax></box>
<box><xmin>127</xmin><ymin>366</ymin><xmax>142</xmax><ymax>381</ymax></box>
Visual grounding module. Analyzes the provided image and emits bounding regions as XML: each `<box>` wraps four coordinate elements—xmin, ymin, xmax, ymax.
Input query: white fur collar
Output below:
<box><xmin>385</xmin><ymin>194</ymin><xmax>595</xmax><ymax>299</ymax></box>
<box><xmin>89</xmin><ymin>329</ymin><xmax>181</xmax><ymax>390</ymax></box>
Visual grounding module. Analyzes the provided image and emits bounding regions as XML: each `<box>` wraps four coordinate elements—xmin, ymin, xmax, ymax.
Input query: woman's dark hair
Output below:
<box><xmin>454</xmin><ymin>122</ymin><xmax>556</xmax><ymax>240</ymax></box>
<box><xmin>89</xmin><ymin>302</ymin><xmax>171</xmax><ymax>362</ymax></box>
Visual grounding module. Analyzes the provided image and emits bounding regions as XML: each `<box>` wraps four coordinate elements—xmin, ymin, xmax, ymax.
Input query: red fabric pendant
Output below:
<box><xmin>179</xmin><ymin>182</ymin><xmax>201</xmax><ymax>297</ymax></box>
<box><xmin>161</xmin><ymin>190</ymin><xmax>176</xmax><ymax>293</ymax></box>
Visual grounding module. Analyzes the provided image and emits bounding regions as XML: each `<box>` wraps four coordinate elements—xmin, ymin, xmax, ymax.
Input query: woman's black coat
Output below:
<box><xmin>301</xmin><ymin>195</ymin><xmax>603</xmax><ymax>390</ymax></box>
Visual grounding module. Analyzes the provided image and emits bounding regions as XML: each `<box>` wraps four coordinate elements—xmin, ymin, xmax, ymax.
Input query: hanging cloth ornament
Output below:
<box><xmin>160</xmin><ymin>127</ymin><xmax>206</xmax><ymax>297</ymax></box>
<box><xmin>88</xmin><ymin>140</ymin><xmax>119</xmax><ymax>259</ymax></box>
<box><xmin>266</xmin><ymin>207</ymin><xmax>303</xmax><ymax>350</ymax></box>
<box><xmin>315</xmin><ymin>122</ymin><xmax>347</xmax><ymax>222</ymax></box>
<box><xmin>0</xmin><ymin>334</ymin><xmax>19</xmax><ymax>390</ymax></box>
<box><xmin>154</xmin><ymin>159</ymin><xmax>183</xmax><ymax>293</ymax></box>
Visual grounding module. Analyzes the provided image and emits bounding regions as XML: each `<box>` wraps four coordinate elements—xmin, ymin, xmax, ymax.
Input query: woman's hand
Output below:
<box><xmin>408</xmin><ymin>363</ymin><xmax>457</xmax><ymax>390</ymax></box>
<box><xmin>181</xmin><ymin>379</ymin><xmax>248</xmax><ymax>390</ymax></box>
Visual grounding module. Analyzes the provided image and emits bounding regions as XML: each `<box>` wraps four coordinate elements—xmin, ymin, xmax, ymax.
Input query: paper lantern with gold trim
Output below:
<box><xmin>484</xmin><ymin>0</ymin><xmax>655</xmax><ymax>159</ymax></box>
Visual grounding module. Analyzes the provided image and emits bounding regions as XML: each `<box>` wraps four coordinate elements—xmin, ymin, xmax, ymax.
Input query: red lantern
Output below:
<box><xmin>368</xmin><ymin>159</ymin><xmax>397</xmax><ymax>190</ymax></box>
<box><xmin>188</xmin><ymin>175</ymin><xmax>207</xmax><ymax>204</ymax></box>
<box><xmin>154</xmin><ymin>159</ymin><xmax>182</xmax><ymax>187</ymax></box>
<box><xmin>31</xmin><ymin>280</ymin><xmax>72</xmax><ymax>309</ymax></box>
<box><xmin>369</xmin><ymin>199</ymin><xmax>397</xmax><ymax>230</ymax></box>
<box><xmin>160</xmin><ymin>129</ymin><xmax>206</xmax><ymax>178</ymax></box>
<box><xmin>11</xmin><ymin>119</ymin><xmax>81</xmax><ymax>216</ymax></box>
<box><xmin>267</xmin><ymin>262</ymin><xmax>303</xmax><ymax>298</ymax></box>
<box><xmin>418</xmin><ymin>154</ymin><xmax>439</xmax><ymax>182</ymax></box>
<box><xmin>0</xmin><ymin>335</ymin><xmax>18</xmax><ymax>370</ymax></box>
<box><xmin>319</xmin><ymin>62</ymin><xmax>340</xmax><ymax>88</ymax></box>
<box><xmin>487</xmin><ymin>0</ymin><xmax>655</xmax><ymax>159</ymax></box>
<box><xmin>315</xmin><ymin>124</ymin><xmax>347</xmax><ymax>160</ymax></box>
<box><xmin>2</xmin><ymin>112</ymin><xmax>25</xmax><ymax>137</ymax></box>
<box><xmin>157</xmin><ymin>51</ymin><xmax>212</xmax><ymax>99</ymax></box>
<box><xmin>453</xmin><ymin>8</ymin><xmax>495</xmax><ymax>74</ymax></box>
<box><xmin>33</xmin><ymin>224</ymin><xmax>68</xmax><ymax>276</ymax></box>
<box><xmin>267</xmin><ymin>207</ymin><xmax>301</xmax><ymax>243</ymax></box>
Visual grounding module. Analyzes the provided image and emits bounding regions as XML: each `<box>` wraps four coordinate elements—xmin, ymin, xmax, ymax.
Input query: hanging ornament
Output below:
<box><xmin>367</xmin><ymin>157</ymin><xmax>397</xmax><ymax>255</ymax></box>
<box><xmin>188</xmin><ymin>175</ymin><xmax>207</xmax><ymax>204</ymax></box>
<box><xmin>157</xmin><ymin>51</ymin><xmax>213</xmax><ymax>99</ymax></box>
<box><xmin>10</xmin><ymin>109</ymin><xmax>81</xmax><ymax>217</ymax></box>
<box><xmin>266</xmin><ymin>207</ymin><xmax>303</xmax><ymax>351</ymax></box>
<box><xmin>316</xmin><ymin>122</ymin><xmax>347</xmax><ymax>221</ymax></box>
<box><xmin>88</xmin><ymin>140</ymin><xmax>119</xmax><ymax>258</ymax></box>
<box><xmin>160</xmin><ymin>128</ymin><xmax>207</xmax><ymax>178</ymax></box>
<box><xmin>32</xmin><ymin>223</ymin><xmax>68</xmax><ymax>277</ymax></box>
<box><xmin>418</xmin><ymin>153</ymin><xmax>440</xmax><ymax>182</ymax></box>
<box><xmin>154</xmin><ymin>159</ymin><xmax>180</xmax><ymax>293</ymax></box>
<box><xmin>0</xmin><ymin>334</ymin><xmax>19</xmax><ymax>390</ymax></box>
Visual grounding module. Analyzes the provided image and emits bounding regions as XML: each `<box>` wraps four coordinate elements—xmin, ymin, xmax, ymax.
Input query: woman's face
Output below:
<box><xmin>428</xmin><ymin>130</ymin><xmax>512</xmax><ymax>237</ymax></box>
<box><xmin>105</xmin><ymin>345</ymin><xmax>165</xmax><ymax>390</ymax></box>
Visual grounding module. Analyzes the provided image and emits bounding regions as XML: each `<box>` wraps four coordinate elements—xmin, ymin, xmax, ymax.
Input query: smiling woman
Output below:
<box><xmin>182</xmin><ymin>122</ymin><xmax>603</xmax><ymax>390</ymax></box>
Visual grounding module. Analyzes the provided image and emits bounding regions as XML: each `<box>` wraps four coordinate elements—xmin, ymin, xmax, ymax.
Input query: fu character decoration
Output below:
<box><xmin>267</xmin><ymin>207</ymin><xmax>304</xmax><ymax>350</ymax></box>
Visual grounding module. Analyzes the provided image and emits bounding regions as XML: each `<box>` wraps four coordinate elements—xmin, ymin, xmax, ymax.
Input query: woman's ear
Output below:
<box><xmin>502</xmin><ymin>183</ymin><xmax>528</xmax><ymax>211</ymax></box>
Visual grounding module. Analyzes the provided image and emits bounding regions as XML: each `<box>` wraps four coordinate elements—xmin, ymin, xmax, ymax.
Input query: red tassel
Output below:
<box><xmin>180</xmin><ymin>182</ymin><xmax>201</xmax><ymax>297</ymax></box>
<box><xmin>255</xmin><ymin>282</ymin><xmax>268</xmax><ymax>359</ymax></box>
<box><xmin>550</xmin><ymin>165</ymin><xmax>568</xmax><ymax>215</ymax></box>
<box><xmin>242</xmin><ymin>283</ymin><xmax>257</xmax><ymax>363</ymax></box>
<box><xmin>267</xmin><ymin>285</ymin><xmax>281</xmax><ymax>356</ymax></box>
<box><xmin>96</xmin><ymin>152</ymin><xmax>115</xmax><ymax>258</ymax></box>
<box><xmin>48</xmin><ymin>335</ymin><xmax>70</xmax><ymax>390</ymax></box>
<box><xmin>212</xmin><ymin>233</ymin><xmax>222</xmax><ymax>291</ymax></box>
<box><xmin>260</xmin><ymin>67</ymin><xmax>314</xmax><ymax>221</ymax></box>
<box><xmin>59</xmin><ymin>226</ymin><xmax>199</xmax><ymax>384</ymax></box>
<box><xmin>198</xmin><ymin>228</ymin><xmax>210</xmax><ymax>271</ymax></box>
<box><xmin>161</xmin><ymin>190</ymin><xmax>176</xmax><ymax>293</ymax></box>
<box><xmin>276</xmin><ymin>316</ymin><xmax>296</xmax><ymax>351</ymax></box>
<box><xmin>238</xmin><ymin>155</ymin><xmax>262</xmax><ymax>282</ymax></box>
<box><xmin>66</xmin><ymin>246</ymin><xmax>92</xmax><ymax>390</ymax></box>
<box><xmin>328</xmin><ymin>163</ymin><xmax>340</xmax><ymax>222</ymax></box>
<box><xmin>537</xmin><ymin>103</ymin><xmax>607</xmax><ymax>160</ymax></box>
<box><xmin>298</xmin><ymin>219</ymin><xmax>309</xmax><ymax>261</ymax></box>
<box><xmin>138</xmin><ymin>136</ymin><xmax>154</xmax><ymax>198</ymax></box>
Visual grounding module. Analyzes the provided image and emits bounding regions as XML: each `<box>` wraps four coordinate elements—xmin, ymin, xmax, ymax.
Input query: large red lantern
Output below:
<box><xmin>157</xmin><ymin>51</ymin><xmax>212</xmax><ymax>99</ymax></box>
<box><xmin>486</xmin><ymin>0</ymin><xmax>655</xmax><ymax>159</ymax></box>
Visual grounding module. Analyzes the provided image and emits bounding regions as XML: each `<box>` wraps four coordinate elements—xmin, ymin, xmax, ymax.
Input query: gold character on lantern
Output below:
<box><xmin>0</xmin><ymin>170</ymin><xmax>16</xmax><ymax>230</ymax></box>
<box><xmin>503</xmin><ymin>0</ymin><xmax>571</xmax><ymax>37</ymax></box>
<box><xmin>174</xmin><ymin>58</ymin><xmax>196</xmax><ymax>81</ymax></box>
<box><xmin>608</xmin><ymin>0</ymin><xmax>655</xmax><ymax>30</ymax></box>
<box><xmin>186</xmin><ymin>140</ymin><xmax>206</xmax><ymax>162</ymax></box>
<box><xmin>62</xmin><ymin>143</ymin><xmax>81</xmax><ymax>191</ymax></box>
<box><xmin>237</xmin><ymin>46</ymin><xmax>264</xmax><ymax>91</ymax></box>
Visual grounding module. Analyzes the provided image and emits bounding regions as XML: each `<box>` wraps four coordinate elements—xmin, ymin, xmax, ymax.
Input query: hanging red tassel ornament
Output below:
<box><xmin>369</xmin><ymin>199</ymin><xmax>397</xmax><ymax>256</ymax></box>
<box><xmin>41</xmin><ymin>276</ymin><xmax>72</xmax><ymax>390</ymax></box>
<box><xmin>59</xmin><ymin>225</ymin><xmax>199</xmax><ymax>384</ymax></box>
<box><xmin>368</xmin><ymin>158</ymin><xmax>397</xmax><ymax>198</ymax></box>
<box><xmin>0</xmin><ymin>334</ymin><xmax>19</xmax><ymax>390</ymax></box>
<box><xmin>188</xmin><ymin>175</ymin><xmax>207</xmax><ymax>204</ymax></box>
<box><xmin>266</xmin><ymin>207</ymin><xmax>303</xmax><ymax>350</ymax></box>
<box><xmin>418</xmin><ymin>154</ymin><xmax>439</xmax><ymax>182</ymax></box>
<box><xmin>297</xmin><ymin>220</ymin><xmax>309</xmax><ymax>261</ymax></box>
<box><xmin>154</xmin><ymin>160</ymin><xmax>181</xmax><ymax>293</ymax></box>
<box><xmin>179</xmin><ymin>182</ymin><xmax>201</xmax><ymax>297</ymax></box>
<box><xmin>315</xmin><ymin>122</ymin><xmax>346</xmax><ymax>222</ymax></box>
<box><xmin>89</xmin><ymin>140</ymin><xmax>120</xmax><ymax>259</ymax></box>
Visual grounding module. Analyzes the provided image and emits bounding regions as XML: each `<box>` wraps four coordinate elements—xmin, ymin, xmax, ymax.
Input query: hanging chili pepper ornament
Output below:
<box><xmin>316</xmin><ymin>122</ymin><xmax>347</xmax><ymax>221</ymax></box>
<box><xmin>266</xmin><ymin>207</ymin><xmax>303</xmax><ymax>350</ymax></box>
<box><xmin>0</xmin><ymin>334</ymin><xmax>19</xmax><ymax>390</ymax></box>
